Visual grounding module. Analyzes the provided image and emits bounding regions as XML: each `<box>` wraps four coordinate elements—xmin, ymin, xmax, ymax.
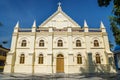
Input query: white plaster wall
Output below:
<box><xmin>53</xmin><ymin>36</ymin><xmax>68</xmax><ymax>48</ymax></box>
<box><xmin>14</xmin><ymin>33</ymin><xmax>115</xmax><ymax>73</ymax></box>
<box><xmin>14</xmin><ymin>65</ymin><xmax>32</xmax><ymax>73</ymax></box>
<box><xmin>42</xmin><ymin>13</ymin><xmax>79</xmax><ymax>29</ymax></box>
<box><xmin>14</xmin><ymin>49</ymin><xmax>33</xmax><ymax>73</ymax></box>
<box><xmin>17</xmin><ymin>35</ymin><xmax>35</xmax><ymax>50</ymax></box>
<box><xmin>4</xmin><ymin>26</ymin><xmax>116</xmax><ymax>74</ymax></box>
<box><xmin>4</xmin><ymin>54</ymin><xmax>13</xmax><ymax>73</ymax></box>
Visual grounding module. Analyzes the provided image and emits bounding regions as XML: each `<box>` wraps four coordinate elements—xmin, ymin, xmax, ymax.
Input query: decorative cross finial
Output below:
<box><xmin>57</xmin><ymin>2</ymin><xmax>62</xmax><ymax>11</ymax></box>
<box><xmin>58</xmin><ymin>2</ymin><xmax>61</xmax><ymax>7</ymax></box>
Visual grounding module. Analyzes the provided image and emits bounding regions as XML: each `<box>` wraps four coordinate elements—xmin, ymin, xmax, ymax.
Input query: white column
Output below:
<box><xmin>4</xmin><ymin>32</ymin><xmax>18</xmax><ymax>73</ymax></box>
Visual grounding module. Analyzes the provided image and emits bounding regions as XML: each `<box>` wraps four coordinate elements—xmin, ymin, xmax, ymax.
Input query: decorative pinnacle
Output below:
<box><xmin>100</xmin><ymin>21</ymin><xmax>105</xmax><ymax>28</ymax></box>
<box><xmin>32</xmin><ymin>20</ymin><xmax>36</xmax><ymax>28</ymax></box>
<box><xmin>84</xmin><ymin>20</ymin><xmax>88</xmax><ymax>27</ymax></box>
<box><xmin>15</xmin><ymin>21</ymin><xmax>19</xmax><ymax>28</ymax></box>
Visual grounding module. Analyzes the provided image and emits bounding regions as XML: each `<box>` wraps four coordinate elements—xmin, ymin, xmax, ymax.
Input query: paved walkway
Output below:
<box><xmin>0</xmin><ymin>73</ymin><xmax>120</xmax><ymax>80</ymax></box>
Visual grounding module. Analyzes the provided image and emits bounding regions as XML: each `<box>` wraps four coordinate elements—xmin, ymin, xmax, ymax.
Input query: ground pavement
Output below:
<box><xmin>0</xmin><ymin>72</ymin><xmax>120</xmax><ymax>80</ymax></box>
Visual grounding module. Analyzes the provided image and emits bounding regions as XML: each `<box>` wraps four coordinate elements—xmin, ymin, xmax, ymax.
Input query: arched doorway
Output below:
<box><xmin>56</xmin><ymin>54</ymin><xmax>64</xmax><ymax>73</ymax></box>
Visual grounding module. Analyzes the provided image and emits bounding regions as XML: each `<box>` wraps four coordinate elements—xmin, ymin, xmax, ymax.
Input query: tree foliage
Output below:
<box><xmin>98</xmin><ymin>0</ymin><xmax>120</xmax><ymax>45</ymax></box>
<box><xmin>98</xmin><ymin>0</ymin><xmax>112</xmax><ymax>7</ymax></box>
<box><xmin>0</xmin><ymin>22</ymin><xmax>7</xmax><ymax>47</ymax></box>
<box><xmin>0</xmin><ymin>22</ymin><xmax>3</xmax><ymax>26</ymax></box>
<box><xmin>2</xmin><ymin>41</ymin><xmax>8</xmax><ymax>44</ymax></box>
<box><xmin>110</xmin><ymin>17</ymin><xmax>120</xmax><ymax>44</ymax></box>
<box><xmin>0</xmin><ymin>41</ymin><xmax>8</xmax><ymax>47</ymax></box>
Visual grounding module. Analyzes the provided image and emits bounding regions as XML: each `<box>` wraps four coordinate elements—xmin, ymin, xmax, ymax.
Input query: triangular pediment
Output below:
<box><xmin>39</xmin><ymin>8</ymin><xmax>81</xmax><ymax>29</ymax></box>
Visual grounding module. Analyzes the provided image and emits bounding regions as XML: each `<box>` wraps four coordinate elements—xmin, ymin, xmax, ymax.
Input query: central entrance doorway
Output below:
<box><xmin>56</xmin><ymin>54</ymin><xmax>64</xmax><ymax>73</ymax></box>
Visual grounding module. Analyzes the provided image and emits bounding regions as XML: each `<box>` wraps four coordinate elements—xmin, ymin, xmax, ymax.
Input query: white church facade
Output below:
<box><xmin>4</xmin><ymin>4</ymin><xmax>116</xmax><ymax>74</ymax></box>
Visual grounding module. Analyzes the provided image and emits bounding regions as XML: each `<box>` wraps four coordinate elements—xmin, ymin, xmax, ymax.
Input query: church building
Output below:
<box><xmin>4</xmin><ymin>3</ymin><xmax>116</xmax><ymax>74</ymax></box>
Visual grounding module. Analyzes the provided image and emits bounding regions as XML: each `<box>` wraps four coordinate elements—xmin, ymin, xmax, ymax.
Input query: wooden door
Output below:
<box><xmin>56</xmin><ymin>54</ymin><xmax>64</xmax><ymax>73</ymax></box>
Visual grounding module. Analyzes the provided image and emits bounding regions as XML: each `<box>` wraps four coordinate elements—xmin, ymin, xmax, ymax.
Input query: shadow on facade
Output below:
<box><xmin>79</xmin><ymin>53</ymin><xmax>117</xmax><ymax>80</ymax></box>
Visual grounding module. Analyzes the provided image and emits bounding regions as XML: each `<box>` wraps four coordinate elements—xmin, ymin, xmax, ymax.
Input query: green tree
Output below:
<box><xmin>0</xmin><ymin>22</ymin><xmax>3</xmax><ymax>26</ymax></box>
<box><xmin>0</xmin><ymin>22</ymin><xmax>7</xmax><ymax>47</ymax></box>
<box><xmin>0</xmin><ymin>22</ymin><xmax>2</xmax><ymax>46</ymax></box>
<box><xmin>109</xmin><ymin>41</ymin><xmax>114</xmax><ymax>50</ymax></box>
<box><xmin>0</xmin><ymin>41</ymin><xmax>8</xmax><ymax>47</ymax></box>
<box><xmin>98</xmin><ymin>0</ymin><xmax>120</xmax><ymax>45</ymax></box>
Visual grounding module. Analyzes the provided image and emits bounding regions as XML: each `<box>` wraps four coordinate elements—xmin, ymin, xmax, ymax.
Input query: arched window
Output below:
<box><xmin>94</xmin><ymin>40</ymin><xmax>99</xmax><ymax>47</ymax></box>
<box><xmin>20</xmin><ymin>54</ymin><xmax>25</xmax><ymax>64</ymax></box>
<box><xmin>21</xmin><ymin>40</ymin><xmax>27</xmax><ymax>47</ymax></box>
<box><xmin>76</xmin><ymin>40</ymin><xmax>81</xmax><ymax>47</ymax></box>
<box><xmin>58</xmin><ymin>40</ymin><xmax>63</xmax><ymax>47</ymax></box>
<box><xmin>96</xmin><ymin>54</ymin><xmax>101</xmax><ymax>64</ymax></box>
<box><xmin>57</xmin><ymin>54</ymin><xmax>64</xmax><ymax>57</ymax></box>
<box><xmin>77</xmin><ymin>54</ymin><xmax>82</xmax><ymax>64</ymax></box>
<box><xmin>39</xmin><ymin>40</ymin><xmax>44</xmax><ymax>47</ymax></box>
<box><xmin>38</xmin><ymin>54</ymin><xmax>43</xmax><ymax>64</ymax></box>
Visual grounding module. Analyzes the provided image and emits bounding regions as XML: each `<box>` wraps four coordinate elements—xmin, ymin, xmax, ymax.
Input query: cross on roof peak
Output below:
<box><xmin>57</xmin><ymin>2</ymin><xmax>62</xmax><ymax>11</ymax></box>
<box><xmin>58</xmin><ymin>2</ymin><xmax>61</xmax><ymax>7</ymax></box>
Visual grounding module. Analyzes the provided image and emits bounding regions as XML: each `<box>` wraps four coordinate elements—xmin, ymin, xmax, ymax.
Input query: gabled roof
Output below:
<box><xmin>0</xmin><ymin>45</ymin><xmax>10</xmax><ymax>51</ymax></box>
<box><xmin>39</xmin><ymin>4</ymin><xmax>81</xmax><ymax>29</ymax></box>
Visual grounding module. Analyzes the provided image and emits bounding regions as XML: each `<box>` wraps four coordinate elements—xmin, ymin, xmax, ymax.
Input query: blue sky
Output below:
<box><xmin>0</xmin><ymin>0</ymin><xmax>115</xmax><ymax>48</ymax></box>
